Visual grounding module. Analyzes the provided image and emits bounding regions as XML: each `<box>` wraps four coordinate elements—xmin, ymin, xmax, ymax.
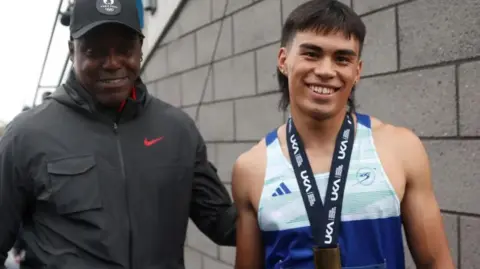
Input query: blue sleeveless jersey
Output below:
<box><xmin>258</xmin><ymin>113</ymin><xmax>405</xmax><ymax>269</ymax></box>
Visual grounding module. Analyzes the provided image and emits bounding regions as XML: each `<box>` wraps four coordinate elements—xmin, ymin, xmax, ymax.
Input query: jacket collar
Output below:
<box><xmin>51</xmin><ymin>69</ymin><xmax>151</xmax><ymax>123</ymax></box>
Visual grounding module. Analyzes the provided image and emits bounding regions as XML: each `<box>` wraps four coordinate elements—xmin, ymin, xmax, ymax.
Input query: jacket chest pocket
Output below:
<box><xmin>47</xmin><ymin>155</ymin><xmax>102</xmax><ymax>215</ymax></box>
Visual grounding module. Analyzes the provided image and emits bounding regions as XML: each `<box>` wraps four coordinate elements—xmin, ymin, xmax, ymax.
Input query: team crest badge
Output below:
<box><xmin>96</xmin><ymin>0</ymin><xmax>122</xmax><ymax>15</ymax></box>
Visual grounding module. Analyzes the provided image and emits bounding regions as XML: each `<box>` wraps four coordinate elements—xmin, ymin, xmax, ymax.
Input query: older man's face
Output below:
<box><xmin>69</xmin><ymin>24</ymin><xmax>142</xmax><ymax>107</ymax></box>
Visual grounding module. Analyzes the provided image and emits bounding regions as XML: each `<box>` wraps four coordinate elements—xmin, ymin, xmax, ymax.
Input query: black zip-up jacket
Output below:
<box><xmin>0</xmin><ymin>72</ymin><xmax>236</xmax><ymax>269</ymax></box>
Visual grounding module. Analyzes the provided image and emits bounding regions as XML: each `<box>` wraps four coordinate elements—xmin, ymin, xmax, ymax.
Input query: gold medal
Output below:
<box><xmin>313</xmin><ymin>246</ymin><xmax>341</xmax><ymax>269</ymax></box>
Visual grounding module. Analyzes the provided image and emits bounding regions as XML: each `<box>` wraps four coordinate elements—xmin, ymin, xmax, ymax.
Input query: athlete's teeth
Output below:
<box><xmin>310</xmin><ymin>85</ymin><xmax>334</xmax><ymax>94</ymax></box>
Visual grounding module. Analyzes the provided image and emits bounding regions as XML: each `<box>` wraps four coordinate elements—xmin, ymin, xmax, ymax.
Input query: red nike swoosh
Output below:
<box><xmin>144</xmin><ymin>136</ymin><xmax>164</xmax><ymax>147</ymax></box>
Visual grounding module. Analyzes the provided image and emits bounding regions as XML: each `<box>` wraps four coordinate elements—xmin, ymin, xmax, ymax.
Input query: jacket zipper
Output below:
<box><xmin>113</xmin><ymin>123</ymin><xmax>133</xmax><ymax>269</ymax></box>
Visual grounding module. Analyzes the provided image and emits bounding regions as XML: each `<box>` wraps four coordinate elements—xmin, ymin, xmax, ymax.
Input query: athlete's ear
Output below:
<box><xmin>278</xmin><ymin>47</ymin><xmax>288</xmax><ymax>76</ymax></box>
<box><xmin>354</xmin><ymin>60</ymin><xmax>363</xmax><ymax>85</ymax></box>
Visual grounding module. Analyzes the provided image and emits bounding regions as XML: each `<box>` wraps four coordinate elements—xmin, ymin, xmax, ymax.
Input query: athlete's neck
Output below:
<box><xmin>290</xmin><ymin>108</ymin><xmax>349</xmax><ymax>153</ymax></box>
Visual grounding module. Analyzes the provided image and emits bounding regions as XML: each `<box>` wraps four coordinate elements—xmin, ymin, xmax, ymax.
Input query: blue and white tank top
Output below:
<box><xmin>258</xmin><ymin>113</ymin><xmax>404</xmax><ymax>269</ymax></box>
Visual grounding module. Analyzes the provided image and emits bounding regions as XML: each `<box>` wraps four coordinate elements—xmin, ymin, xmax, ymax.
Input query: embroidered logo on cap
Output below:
<box><xmin>96</xmin><ymin>0</ymin><xmax>122</xmax><ymax>15</ymax></box>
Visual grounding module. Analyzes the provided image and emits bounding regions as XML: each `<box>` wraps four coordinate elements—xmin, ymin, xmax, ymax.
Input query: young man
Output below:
<box><xmin>232</xmin><ymin>1</ymin><xmax>454</xmax><ymax>268</ymax></box>
<box><xmin>0</xmin><ymin>0</ymin><xmax>236</xmax><ymax>268</ymax></box>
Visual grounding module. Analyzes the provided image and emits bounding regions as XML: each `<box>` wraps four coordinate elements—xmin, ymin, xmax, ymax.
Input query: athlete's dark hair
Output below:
<box><xmin>277</xmin><ymin>0</ymin><xmax>366</xmax><ymax>112</ymax></box>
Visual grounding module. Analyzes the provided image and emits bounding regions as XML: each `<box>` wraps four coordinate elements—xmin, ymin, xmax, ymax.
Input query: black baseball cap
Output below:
<box><xmin>70</xmin><ymin>0</ymin><xmax>144</xmax><ymax>39</ymax></box>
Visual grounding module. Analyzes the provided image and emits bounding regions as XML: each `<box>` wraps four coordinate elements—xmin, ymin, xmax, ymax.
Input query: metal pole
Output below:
<box><xmin>32</xmin><ymin>0</ymin><xmax>64</xmax><ymax>107</ymax></box>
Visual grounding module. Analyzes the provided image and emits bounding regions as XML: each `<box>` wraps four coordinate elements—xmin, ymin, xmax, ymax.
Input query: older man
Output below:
<box><xmin>0</xmin><ymin>0</ymin><xmax>236</xmax><ymax>268</ymax></box>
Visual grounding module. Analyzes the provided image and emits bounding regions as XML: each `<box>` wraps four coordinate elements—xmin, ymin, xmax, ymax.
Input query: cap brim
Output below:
<box><xmin>71</xmin><ymin>20</ymin><xmax>144</xmax><ymax>39</ymax></box>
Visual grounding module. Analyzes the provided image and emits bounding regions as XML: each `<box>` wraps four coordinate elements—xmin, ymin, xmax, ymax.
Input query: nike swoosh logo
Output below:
<box><xmin>144</xmin><ymin>136</ymin><xmax>164</xmax><ymax>147</ymax></box>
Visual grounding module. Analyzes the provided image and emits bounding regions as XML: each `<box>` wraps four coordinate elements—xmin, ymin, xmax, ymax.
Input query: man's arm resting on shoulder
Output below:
<box><xmin>232</xmin><ymin>152</ymin><xmax>264</xmax><ymax>269</ymax></box>
<box><xmin>0</xmin><ymin>124</ymin><xmax>30</xmax><ymax>266</ymax></box>
<box><xmin>398</xmin><ymin>128</ymin><xmax>455</xmax><ymax>269</ymax></box>
<box><xmin>189</xmin><ymin>132</ymin><xmax>237</xmax><ymax>246</ymax></box>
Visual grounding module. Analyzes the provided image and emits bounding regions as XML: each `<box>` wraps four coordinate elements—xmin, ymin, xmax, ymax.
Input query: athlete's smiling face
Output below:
<box><xmin>278</xmin><ymin>30</ymin><xmax>363</xmax><ymax>119</ymax></box>
<box><xmin>69</xmin><ymin>23</ymin><xmax>142</xmax><ymax>107</ymax></box>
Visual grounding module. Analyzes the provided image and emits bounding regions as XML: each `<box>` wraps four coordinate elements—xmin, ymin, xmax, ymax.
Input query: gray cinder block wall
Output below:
<box><xmin>141</xmin><ymin>0</ymin><xmax>480</xmax><ymax>268</ymax></box>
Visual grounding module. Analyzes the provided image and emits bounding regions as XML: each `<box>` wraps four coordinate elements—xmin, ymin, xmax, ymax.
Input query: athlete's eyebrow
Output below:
<box><xmin>299</xmin><ymin>43</ymin><xmax>357</xmax><ymax>57</ymax></box>
<box><xmin>299</xmin><ymin>43</ymin><xmax>323</xmax><ymax>53</ymax></box>
<box><xmin>336</xmin><ymin>49</ymin><xmax>357</xmax><ymax>57</ymax></box>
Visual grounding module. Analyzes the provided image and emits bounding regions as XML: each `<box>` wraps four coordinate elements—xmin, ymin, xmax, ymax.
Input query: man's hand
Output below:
<box><xmin>13</xmin><ymin>249</ymin><xmax>25</xmax><ymax>264</ymax></box>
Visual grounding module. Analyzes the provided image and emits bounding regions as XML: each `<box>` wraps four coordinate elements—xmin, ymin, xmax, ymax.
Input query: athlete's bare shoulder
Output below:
<box><xmin>369</xmin><ymin>116</ymin><xmax>424</xmax><ymax>155</ymax></box>
<box><xmin>234</xmin><ymin>139</ymin><xmax>267</xmax><ymax>176</ymax></box>
<box><xmin>232</xmin><ymin>135</ymin><xmax>270</xmax><ymax>206</ymax></box>
<box><xmin>369</xmin><ymin>116</ymin><xmax>428</xmax><ymax>184</ymax></box>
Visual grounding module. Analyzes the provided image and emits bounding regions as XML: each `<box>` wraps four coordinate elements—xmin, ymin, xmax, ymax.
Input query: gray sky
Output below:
<box><xmin>0</xmin><ymin>0</ymin><xmax>69</xmax><ymax>123</ymax></box>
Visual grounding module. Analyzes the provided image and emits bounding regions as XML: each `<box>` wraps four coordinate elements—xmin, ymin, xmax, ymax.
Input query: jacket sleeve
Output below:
<box><xmin>0</xmin><ymin>123</ymin><xmax>31</xmax><ymax>265</ymax></box>
<box><xmin>12</xmin><ymin>226</ymin><xmax>26</xmax><ymax>253</ymax></box>
<box><xmin>189</xmin><ymin>131</ymin><xmax>237</xmax><ymax>246</ymax></box>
